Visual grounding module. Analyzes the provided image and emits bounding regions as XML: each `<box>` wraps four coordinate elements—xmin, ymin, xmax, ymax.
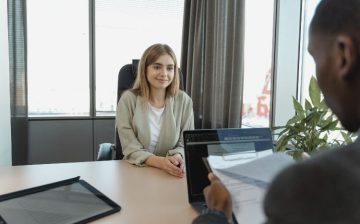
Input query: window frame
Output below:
<box><xmin>270</xmin><ymin>0</ymin><xmax>304</xmax><ymax>129</ymax></box>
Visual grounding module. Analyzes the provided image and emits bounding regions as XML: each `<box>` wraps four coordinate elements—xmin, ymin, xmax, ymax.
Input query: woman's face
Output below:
<box><xmin>146</xmin><ymin>54</ymin><xmax>175</xmax><ymax>91</ymax></box>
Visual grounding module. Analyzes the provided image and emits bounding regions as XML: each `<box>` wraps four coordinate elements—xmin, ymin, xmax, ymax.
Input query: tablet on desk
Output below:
<box><xmin>0</xmin><ymin>176</ymin><xmax>121</xmax><ymax>224</ymax></box>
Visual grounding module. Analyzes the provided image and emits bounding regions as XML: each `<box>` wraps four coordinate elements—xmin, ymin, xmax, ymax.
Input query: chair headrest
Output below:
<box><xmin>131</xmin><ymin>59</ymin><xmax>139</xmax><ymax>77</ymax></box>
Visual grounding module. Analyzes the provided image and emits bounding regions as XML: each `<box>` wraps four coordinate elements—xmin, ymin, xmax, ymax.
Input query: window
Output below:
<box><xmin>27</xmin><ymin>0</ymin><xmax>90</xmax><ymax>117</ymax></box>
<box><xmin>27</xmin><ymin>0</ymin><xmax>184</xmax><ymax>117</ymax></box>
<box><xmin>299</xmin><ymin>0</ymin><xmax>321</xmax><ymax>103</ymax></box>
<box><xmin>242</xmin><ymin>0</ymin><xmax>275</xmax><ymax>128</ymax></box>
<box><xmin>95</xmin><ymin>0</ymin><xmax>184</xmax><ymax>116</ymax></box>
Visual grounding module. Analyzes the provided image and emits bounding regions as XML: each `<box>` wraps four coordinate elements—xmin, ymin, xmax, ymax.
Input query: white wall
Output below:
<box><xmin>0</xmin><ymin>0</ymin><xmax>12</xmax><ymax>166</ymax></box>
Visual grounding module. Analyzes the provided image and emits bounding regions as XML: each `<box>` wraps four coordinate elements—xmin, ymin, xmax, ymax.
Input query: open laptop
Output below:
<box><xmin>183</xmin><ymin>128</ymin><xmax>274</xmax><ymax>220</ymax></box>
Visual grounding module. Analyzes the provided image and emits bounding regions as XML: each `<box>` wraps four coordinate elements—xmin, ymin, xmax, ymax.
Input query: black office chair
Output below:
<box><xmin>97</xmin><ymin>59</ymin><xmax>184</xmax><ymax>161</ymax></box>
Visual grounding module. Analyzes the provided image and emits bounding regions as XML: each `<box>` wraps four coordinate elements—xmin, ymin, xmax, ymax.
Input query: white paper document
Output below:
<box><xmin>208</xmin><ymin>152</ymin><xmax>294</xmax><ymax>224</ymax></box>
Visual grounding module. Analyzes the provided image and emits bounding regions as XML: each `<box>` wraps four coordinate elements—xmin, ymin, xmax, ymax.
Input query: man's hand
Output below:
<box><xmin>203</xmin><ymin>173</ymin><xmax>233</xmax><ymax>220</ymax></box>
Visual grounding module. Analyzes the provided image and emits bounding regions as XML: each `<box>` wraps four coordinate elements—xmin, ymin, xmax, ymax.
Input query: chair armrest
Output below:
<box><xmin>97</xmin><ymin>143</ymin><xmax>115</xmax><ymax>161</ymax></box>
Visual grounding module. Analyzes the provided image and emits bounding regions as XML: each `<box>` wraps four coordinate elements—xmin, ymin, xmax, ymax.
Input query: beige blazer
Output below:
<box><xmin>116</xmin><ymin>90</ymin><xmax>194</xmax><ymax>166</ymax></box>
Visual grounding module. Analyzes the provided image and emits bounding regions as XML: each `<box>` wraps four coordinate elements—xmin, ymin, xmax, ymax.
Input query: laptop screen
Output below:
<box><xmin>184</xmin><ymin>128</ymin><xmax>274</xmax><ymax>203</ymax></box>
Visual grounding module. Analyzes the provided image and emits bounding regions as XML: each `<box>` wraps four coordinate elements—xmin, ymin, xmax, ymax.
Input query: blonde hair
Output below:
<box><xmin>132</xmin><ymin>43</ymin><xmax>180</xmax><ymax>100</ymax></box>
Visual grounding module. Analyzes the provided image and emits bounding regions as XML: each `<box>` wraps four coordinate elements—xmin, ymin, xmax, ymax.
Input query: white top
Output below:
<box><xmin>148</xmin><ymin>103</ymin><xmax>165</xmax><ymax>153</ymax></box>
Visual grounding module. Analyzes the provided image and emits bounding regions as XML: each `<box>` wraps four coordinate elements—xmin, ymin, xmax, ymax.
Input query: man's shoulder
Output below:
<box><xmin>311</xmin><ymin>140</ymin><xmax>360</xmax><ymax>166</ymax></box>
<box><xmin>264</xmin><ymin>141</ymin><xmax>360</xmax><ymax>223</ymax></box>
<box><xmin>270</xmin><ymin>142</ymin><xmax>360</xmax><ymax>187</ymax></box>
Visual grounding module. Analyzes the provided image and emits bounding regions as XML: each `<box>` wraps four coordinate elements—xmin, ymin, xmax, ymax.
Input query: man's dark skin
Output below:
<box><xmin>194</xmin><ymin>0</ymin><xmax>360</xmax><ymax>223</ymax></box>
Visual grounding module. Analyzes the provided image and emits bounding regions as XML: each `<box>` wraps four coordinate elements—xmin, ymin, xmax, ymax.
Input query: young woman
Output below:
<box><xmin>116</xmin><ymin>44</ymin><xmax>194</xmax><ymax>177</ymax></box>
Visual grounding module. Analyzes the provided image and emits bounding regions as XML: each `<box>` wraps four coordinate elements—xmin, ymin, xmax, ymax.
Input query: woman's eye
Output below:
<box><xmin>167</xmin><ymin>67</ymin><xmax>174</xmax><ymax>71</ymax></box>
<box><xmin>153</xmin><ymin>65</ymin><xmax>160</xmax><ymax>70</ymax></box>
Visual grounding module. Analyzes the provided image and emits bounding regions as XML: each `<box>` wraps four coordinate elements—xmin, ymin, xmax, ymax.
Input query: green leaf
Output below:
<box><xmin>304</xmin><ymin>111</ymin><xmax>314</xmax><ymax>123</ymax></box>
<box><xmin>309</xmin><ymin>76</ymin><xmax>321</xmax><ymax>107</ymax></box>
<box><xmin>314</xmin><ymin>138</ymin><xmax>327</xmax><ymax>147</ymax></box>
<box><xmin>292</xmin><ymin>96</ymin><xmax>304</xmax><ymax>114</ymax></box>
<box><xmin>275</xmin><ymin>75</ymin><xmax>349</xmax><ymax>157</ymax></box>
<box><xmin>298</xmin><ymin>112</ymin><xmax>305</xmax><ymax>119</ymax></box>
<box><xmin>278</xmin><ymin>128</ymin><xmax>289</xmax><ymax>137</ymax></box>
<box><xmin>341</xmin><ymin>131</ymin><xmax>353</xmax><ymax>144</ymax></box>
<box><xmin>320</xmin><ymin>119</ymin><xmax>333</xmax><ymax>131</ymax></box>
<box><xmin>309</xmin><ymin>111</ymin><xmax>321</xmax><ymax>127</ymax></box>
<box><xmin>319</xmin><ymin>99</ymin><xmax>328</xmax><ymax>110</ymax></box>
<box><xmin>275</xmin><ymin>135</ymin><xmax>289</xmax><ymax>151</ymax></box>
<box><xmin>323</xmin><ymin>134</ymin><xmax>328</xmax><ymax>142</ymax></box>
<box><xmin>305</xmin><ymin>99</ymin><xmax>312</xmax><ymax>110</ymax></box>
<box><xmin>320</xmin><ymin>115</ymin><xmax>334</xmax><ymax>131</ymax></box>
<box><xmin>327</xmin><ymin>120</ymin><xmax>338</xmax><ymax>130</ymax></box>
<box><xmin>286</xmin><ymin>116</ymin><xmax>302</xmax><ymax>125</ymax></box>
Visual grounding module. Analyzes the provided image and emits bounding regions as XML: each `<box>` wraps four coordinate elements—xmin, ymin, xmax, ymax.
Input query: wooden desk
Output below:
<box><xmin>0</xmin><ymin>160</ymin><xmax>198</xmax><ymax>223</ymax></box>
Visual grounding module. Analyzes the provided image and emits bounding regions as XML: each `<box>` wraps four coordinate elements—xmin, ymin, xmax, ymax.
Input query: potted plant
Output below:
<box><xmin>274</xmin><ymin>76</ymin><xmax>356</xmax><ymax>160</ymax></box>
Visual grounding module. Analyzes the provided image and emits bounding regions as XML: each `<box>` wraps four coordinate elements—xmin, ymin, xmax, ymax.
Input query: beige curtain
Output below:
<box><xmin>181</xmin><ymin>0</ymin><xmax>245</xmax><ymax>129</ymax></box>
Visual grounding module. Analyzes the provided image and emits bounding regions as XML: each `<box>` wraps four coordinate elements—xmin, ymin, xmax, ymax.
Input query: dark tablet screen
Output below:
<box><xmin>0</xmin><ymin>177</ymin><xmax>120</xmax><ymax>224</ymax></box>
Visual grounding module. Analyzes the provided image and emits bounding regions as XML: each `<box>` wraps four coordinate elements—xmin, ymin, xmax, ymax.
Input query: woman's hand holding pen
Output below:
<box><xmin>162</xmin><ymin>154</ymin><xmax>185</xmax><ymax>178</ymax></box>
